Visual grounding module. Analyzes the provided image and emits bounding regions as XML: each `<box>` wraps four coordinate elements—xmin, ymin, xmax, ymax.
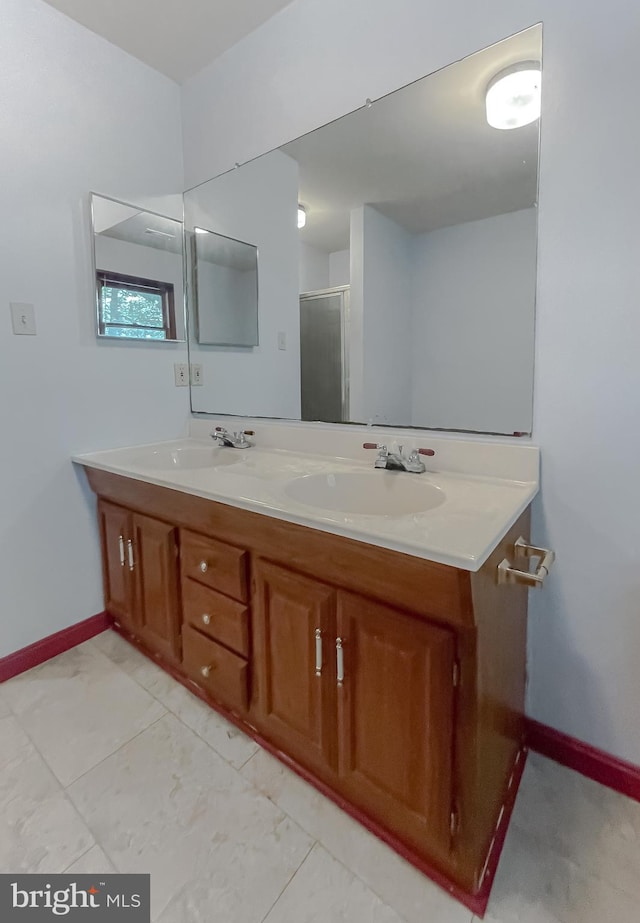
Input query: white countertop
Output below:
<box><xmin>73</xmin><ymin>434</ymin><xmax>538</xmax><ymax>572</ymax></box>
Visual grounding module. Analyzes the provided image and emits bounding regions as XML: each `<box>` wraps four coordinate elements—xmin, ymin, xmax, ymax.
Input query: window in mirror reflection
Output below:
<box><xmin>96</xmin><ymin>269</ymin><xmax>176</xmax><ymax>340</ymax></box>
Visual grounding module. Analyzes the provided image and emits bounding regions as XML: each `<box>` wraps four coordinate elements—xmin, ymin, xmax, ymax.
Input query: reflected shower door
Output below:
<box><xmin>300</xmin><ymin>287</ymin><xmax>349</xmax><ymax>423</ymax></box>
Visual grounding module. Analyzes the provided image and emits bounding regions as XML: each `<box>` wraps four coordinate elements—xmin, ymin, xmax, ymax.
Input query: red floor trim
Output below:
<box><xmin>0</xmin><ymin>612</ymin><xmax>112</xmax><ymax>683</ymax></box>
<box><xmin>526</xmin><ymin>718</ymin><xmax>640</xmax><ymax>803</ymax></box>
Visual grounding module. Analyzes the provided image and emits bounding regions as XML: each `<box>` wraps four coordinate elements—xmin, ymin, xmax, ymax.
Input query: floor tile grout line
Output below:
<box><xmin>256</xmin><ymin>838</ymin><xmax>318</xmax><ymax>923</ymax></box>
<box><xmin>238</xmin><ymin>757</ymin><xmax>458</xmax><ymax>923</ymax></box>
<box><xmin>293</xmin><ymin>838</ymin><xmax>416</xmax><ymax>923</ymax></box>
<box><xmin>61</xmin><ymin>843</ymin><xmax>101</xmax><ymax>874</ymax></box>
<box><xmin>63</xmin><ymin>712</ymin><xmax>168</xmax><ymax>792</ymax></box>
<box><xmin>1</xmin><ymin>708</ymin><xmax>108</xmax><ymax>873</ymax></box>
<box><xmin>91</xmin><ymin>632</ymin><xmax>261</xmax><ymax>777</ymax></box>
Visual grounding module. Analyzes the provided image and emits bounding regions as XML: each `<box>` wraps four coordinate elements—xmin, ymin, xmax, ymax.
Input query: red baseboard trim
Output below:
<box><xmin>526</xmin><ymin>718</ymin><xmax>640</xmax><ymax>803</ymax></box>
<box><xmin>0</xmin><ymin>612</ymin><xmax>113</xmax><ymax>683</ymax></box>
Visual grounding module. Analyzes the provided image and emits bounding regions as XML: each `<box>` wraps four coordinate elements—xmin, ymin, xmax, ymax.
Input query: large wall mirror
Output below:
<box><xmin>91</xmin><ymin>193</ymin><xmax>186</xmax><ymax>341</ymax></box>
<box><xmin>184</xmin><ymin>25</ymin><xmax>541</xmax><ymax>434</ymax></box>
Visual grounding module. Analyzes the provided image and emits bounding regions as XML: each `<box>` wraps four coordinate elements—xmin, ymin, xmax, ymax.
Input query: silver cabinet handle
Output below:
<box><xmin>336</xmin><ymin>637</ymin><xmax>344</xmax><ymax>685</ymax></box>
<box><xmin>202</xmin><ymin>613</ymin><xmax>211</xmax><ymax>626</ymax></box>
<box><xmin>118</xmin><ymin>535</ymin><xmax>125</xmax><ymax>567</ymax></box>
<box><xmin>199</xmin><ymin>560</ymin><xmax>208</xmax><ymax>574</ymax></box>
<box><xmin>127</xmin><ymin>539</ymin><xmax>135</xmax><ymax>571</ymax></box>
<box><xmin>497</xmin><ymin>537</ymin><xmax>555</xmax><ymax>589</ymax></box>
<box><xmin>315</xmin><ymin>628</ymin><xmax>322</xmax><ymax>676</ymax></box>
<box><xmin>201</xmin><ymin>665</ymin><xmax>211</xmax><ymax>678</ymax></box>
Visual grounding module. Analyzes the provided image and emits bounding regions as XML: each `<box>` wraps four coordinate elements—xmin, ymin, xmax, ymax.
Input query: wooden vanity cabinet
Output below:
<box><xmin>88</xmin><ymin>470</ymin><xmax>530</xmax><ymax>909</ymax></box>
<box><xmin>98</xmin><ymin>499</ymin><xmax>181</xmax><ymax>663</ymax></box>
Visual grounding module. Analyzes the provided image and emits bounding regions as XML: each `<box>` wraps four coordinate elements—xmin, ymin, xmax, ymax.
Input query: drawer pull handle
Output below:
<box><xmin>497</xmin><ymin>537</ymin><xmax>555</xmax><ymax>589</ymax></box>
<box><xmin>201</xmin><ymin>665</ymin><xmax>212</xmax><ymax>678</ymax></box>
<box><xmin>336</xmin><ymin>637</ymin><xmax>344</xmax><ymax>686</ymax></box>
<box><xmin>315</xmin><ymin>628</ymin><xmax>322</xmax><ymax>676</ymax></box>
<box><xmin>118</xmin><ymin>535</ymin><xmax>125</xmax><ymax>567</ymax></box>
<box><xmin>202</xmin><ymin>613</ymin><xmax>211</xmax><ymax>626</ymax></box>
<box><xmin>199</xmin><ymin>560</ymin><xmax>209</xmax><ymax>574</ymax></box>
<box><xmin>127</xmin><ymin>539</ymin><xmax>135</xmax><ymax>571</ymax></box>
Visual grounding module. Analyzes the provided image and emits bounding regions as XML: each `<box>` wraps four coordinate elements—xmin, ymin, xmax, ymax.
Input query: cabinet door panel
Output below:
<box><xmin>98</xmin><ymin>500</ymin><xmax>133</xmax><ymax>629</ymax></box>
<box><xmin>337</xmin><ymin>593</ymin><xmax>455</xmax><ymax>851</ymax></box>
<box><xmin>132</xmin><ymin>513</ymin><xmax>181</xmax><ymax>662</ymax></box>
<box><xmin>253</xmin><ymin>560</ymin><xmax>337</xmax><ymax>776</ymax></box>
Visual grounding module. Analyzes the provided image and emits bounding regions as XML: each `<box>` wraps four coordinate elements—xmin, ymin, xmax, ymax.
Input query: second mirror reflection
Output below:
<box><xmin>192</xmin><ymin>229</ymin><xmax>258</xmax><ymax>347</ymax></box>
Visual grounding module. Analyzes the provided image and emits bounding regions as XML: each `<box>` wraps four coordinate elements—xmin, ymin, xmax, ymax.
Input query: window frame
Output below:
<box><xmin>96</xmin><ymin>269</ymin><xmax>177</xmax><ymax>340</ymax></box>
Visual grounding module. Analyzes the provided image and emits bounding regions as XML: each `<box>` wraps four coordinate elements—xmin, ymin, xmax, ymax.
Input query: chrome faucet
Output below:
<box><xmin>362</xmin><ymin>442</ymin><xmax>435</xmax><ymax>473</ymax></box>
<box><xmin>211</xmin><ymin>426</ymin><xmax>255</xmax><ymax>449</ymax></box>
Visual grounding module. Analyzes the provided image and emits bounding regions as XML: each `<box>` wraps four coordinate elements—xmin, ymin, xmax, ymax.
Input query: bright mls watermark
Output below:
<box><xmin>0</xmin><ymin>875</ymin><xmax>150</xmax><ymax>920</ymax></box>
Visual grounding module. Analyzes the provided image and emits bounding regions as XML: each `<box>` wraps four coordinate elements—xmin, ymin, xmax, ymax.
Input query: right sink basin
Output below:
<box><xmin>284</xmin><ymin>471</ymin><xmax>445</xmax><ymax>517</ymax></box>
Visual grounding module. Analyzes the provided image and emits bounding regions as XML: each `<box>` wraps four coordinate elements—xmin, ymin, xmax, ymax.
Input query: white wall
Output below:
<box><xmin>329</xmin><ymin>250</ymin><xmax>350</xmax><ymax>287</ymax></box>
<box><xmin>181</xmin><ymin>0</ymin><xmax>640</xmax><ymax>763</ymax></box>
<box><xmin>0</xmin><ymin>0</ymin><xmax>187</xmax><ymax>657</ymax></box>
<box><xmin>411</xmin><ymin>208</ymin><xmax>536</xmax><ymax>433</ymax></box>
<box><xmin>94</xmin><ymin>235</ymin><xmax>186</xmax><ymax>340</ymax></box>
<box><xmin>185</xmin><ymin>150</ymin><xmax>301</xmax><ymax>418</ymax></box>
<box><xmin>353</xmin><ymin>206</ymin><xmax>412</xmax><ymax>425</ymax></box>
<box><xmin>299</xmin><ymin>242</ymin><xmax>329</xmax><ymax>292</ymax></box>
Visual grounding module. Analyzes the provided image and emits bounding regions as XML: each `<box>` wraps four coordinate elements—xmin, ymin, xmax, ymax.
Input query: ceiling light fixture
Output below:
<box><xmin>297</xmin><ymin>205</ymin><xmax>307</xmax><ymax>229</ymax></box>
<box><xmin>485</xmin><ymin>62</ymin><xmax>541</xmax><ymax>130</ymax></box>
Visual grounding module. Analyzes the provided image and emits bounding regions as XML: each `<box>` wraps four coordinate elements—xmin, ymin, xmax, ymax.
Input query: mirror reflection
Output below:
<box><xmin>184</xmin><ymin>25</ymin><xmax>541</xmax><ymax>434</ymax></box>
<box><xmin>192</xmin><ymin>228</ymin><xmax>259</xmax><ymax>346</ymax></box>
<box><xmin>91</xmin><ymin>193</ymin><xmax>186</xmax><ymax>341</ymax></box>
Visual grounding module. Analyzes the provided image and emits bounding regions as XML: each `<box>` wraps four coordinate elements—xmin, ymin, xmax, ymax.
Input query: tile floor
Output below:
<box><xmin>2</xmin><ymin>629</ymin><xmax>639</xmax><ymax>922</ymax></box>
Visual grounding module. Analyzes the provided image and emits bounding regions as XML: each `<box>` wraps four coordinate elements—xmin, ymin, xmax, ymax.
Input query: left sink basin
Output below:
<box><xmin>125</xmin><ymin>444</ymin><xmax>239</xmax><ymax>471</ymax></box>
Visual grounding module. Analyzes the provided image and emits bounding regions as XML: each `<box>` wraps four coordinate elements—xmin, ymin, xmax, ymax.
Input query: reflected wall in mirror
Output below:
<box><xmin>192</xmin><ymin>228</ymin><xmax>259</xmax><ymax>346</ymax></box>
<box><xmin>184</xmin><ymin>25</ymin><xmax>541</xmax><ymax>434</ymax></box>
<box><xmin>91</xmin><ymin>193</ymin><xmax>186</xmax><ymax>341</ymax></box>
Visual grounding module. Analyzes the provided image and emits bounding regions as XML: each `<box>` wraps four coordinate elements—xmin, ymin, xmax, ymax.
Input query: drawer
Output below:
<box><xmin>181</xmin><ymin>530</ymin><xmax>248</xmax><ymax>602</ymax></box>
<box><xmin>182</xmin><ymin>624</ymin><xmax>249</xmax><ymax>713</ymax></box>
<box><xmin>183</xmin><ymin>578</ymin><xmax>249</xmax><ymax>657</ymax></box>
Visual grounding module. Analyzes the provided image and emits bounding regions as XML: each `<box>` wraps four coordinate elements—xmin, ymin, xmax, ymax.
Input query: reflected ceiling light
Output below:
<box><xmin>485</xmin><ymin>62</ymin><xmax>541</xmax><ymax>130</ymax></box>
<box><xmin>297</xmin><ymin>205</ymin><xmax>307</xmax><ymax>229</ymax></box>
<box><xmin>194</xmin><ymin>227</ymin><xmax>210</xmax><ymax>234</ymax></box>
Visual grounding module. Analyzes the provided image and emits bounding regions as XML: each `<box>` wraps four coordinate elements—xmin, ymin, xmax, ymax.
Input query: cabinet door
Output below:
<box><xmin>337</xmin><ymin>592</ymin><xmax>456</xmax><ymax>850</ymax></box>
<box><xmin>98</xmin><ymin>500</ymin><xmax>134</xmax><ymax>630</ymax></box>
<box><xmin>253</xmin><ymin>560</ymin><xmax>338</xmax><ymax>777</ymax></box>
<box><xmin>132</xmin><ymin>513</ymin><xmax>181</xmax><ymax>662</ymax></box>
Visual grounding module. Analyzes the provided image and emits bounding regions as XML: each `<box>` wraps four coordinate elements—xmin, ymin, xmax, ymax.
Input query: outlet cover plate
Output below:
<box><xmin>10</xmin><ymin>302</ymin><xmax>37</xmax><ymax>335</ymax></box>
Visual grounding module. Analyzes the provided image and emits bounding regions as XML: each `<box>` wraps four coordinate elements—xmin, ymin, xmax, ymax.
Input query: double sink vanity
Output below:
<box><xmin>74</xmin><ymin>422</ymin><xmax>545</xmax><ymax>912</ymax></box>
<box><xmin>82</xmin><ymin>19</ymin><xmax>548</xmax><ymax>912</ymax></box>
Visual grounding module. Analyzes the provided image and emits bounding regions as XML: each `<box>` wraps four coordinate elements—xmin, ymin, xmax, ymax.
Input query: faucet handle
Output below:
<box><xmin>417</xmin><ymin>448</ymin><xmax>436</xmax><ymax>457</ymax></box>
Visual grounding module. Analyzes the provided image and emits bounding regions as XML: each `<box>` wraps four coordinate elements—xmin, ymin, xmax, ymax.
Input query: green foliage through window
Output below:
<box><xmin>97</xmin><ymin>270</ymin><xmax>175</xmax><ymax>340</ymax></box>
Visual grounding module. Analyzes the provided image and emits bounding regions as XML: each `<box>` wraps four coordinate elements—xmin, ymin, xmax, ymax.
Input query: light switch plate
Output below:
<box><xmin>277</xmin><ymin>331</ymin><xmax>287</xmax><ymax>350</ymax></box>
<box><xmin>190</xmin><ymin>363</ymin><xmax>203</xmax><ymax>386</ymax></box>
<box><xmin>10</xmin><ymin>302</ymin><xmax>37</xmax><ymax>335</ymax></box>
